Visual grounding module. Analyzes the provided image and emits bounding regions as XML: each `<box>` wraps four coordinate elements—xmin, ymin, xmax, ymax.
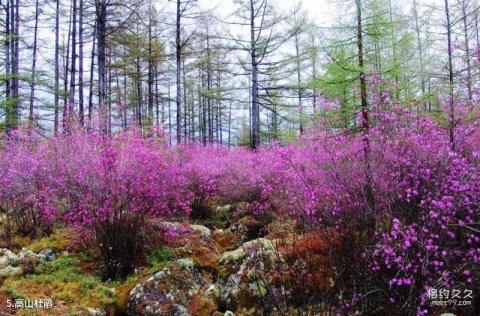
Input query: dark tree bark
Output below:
<box><xmin>68</xmin><ymin>0</ymin><xmax>78</xmax><ymax>129</ymax></box>
<box><xmin>250</xmin><ymin>0</ymin><xmax>260</xmax><ymax>149</ymax></box>
<box><xmin>445</xmin><ymin>0</ymin><xmax>455</xmax><ymax>150</ymax></box>
<box><xmin>135</xmin><ymin>56</ymin><xmax>142</xmax><ymax>127</ymax></box>
<box><xmin>294</xmin><ymin>28</ymin><xmax>303</xmax><ymax>135</ymax></box>
<box><xmin>147</xmin><ymin>6</ymin><xmax>154</xmax><ymax>125</ymax></box>
<box><xmin>63</xmin><ymin>4</ymin><xmax>72</xmax><ymax>131</ymax></box>
<box><xmin>54</xmin><ymin>0</ymin><xmax>60</xmax><ymax>134</ymax></box>
<box><xmin>13</xmin><ymin>0</ymin><xmax>19</xmax><ymax>124</ymax></box>
<box><xmin>176</xmin><ymin>0</ymin><xmax>182</xmax><ymax>143</ymax></box>
<box><xmin>88</xmin><ymin>23</ymin><xmax>96</xmax><ymax>121</ymax></box>
<box><xmin>413</xmin><ymin>0</ymin><xmax>426</xmax><ymax>109</ymax></box>
<box><xmin>182</xmin><ymin>57</ymin><xmax>188</xmax><ymax>141</ymax></box>
<box><xmin>356</xmin><ymin>0</ymin><xmax>374</xmax><ymax>211</ymax></box>
<box><xmin>4</xmin><ymin>0</ymin><xmax>11</xmax><ymax>110</ymax></box>
<box><xmin>95</xmin><ymin>0</ymin><xmax>107</xmax><ymax>131</ymax></box>
<box><xmin>28</xmin><ymin>0</ymin><xmax>40</xmax><ymax>123</ymax></box>
<box><xmin>78</xmin><ymin>0</ymin><xmax>84</xmax><ymax>125</ymax></box>
<box><xmin>461</xmin><ymin>0</ymin><xmax>472</xmax><ymax>102</ymax></box>
<box><xmin>6</xmin><ymin>0</ymin><xmax>20</xmax><ymax>129</ymax></box>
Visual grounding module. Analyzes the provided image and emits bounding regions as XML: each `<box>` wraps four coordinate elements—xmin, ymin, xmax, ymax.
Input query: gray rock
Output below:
<box><xmin>127</xmin><ymin>259</ymin><xmax>210</xmax><ymax>316</ymax></box>
<box><xmin>0</xmin><ymin>248</ymin><xmax>18</xmax><ymax>262</ymax></box>
<box><xmin>0</xmin><ymin>265</ymin><xmax>23</xmax><ymax>278</ymax></box>
<box><xmin>39</xmin><ymin>248</ymin><xmax>55</xmax><ymax>261</ymax></box>
<box><xmin>0</xmin><ymin>256</ymin><xmax>10</xmax><ymax>269</ymax></box>
<box><xmin>219</xmin><ymin>238</ymin><xmax>277</xmax><ymax>265</ymax></box>
<box><xmin>0</xmin><ymin>248</ymin><xmax>46</xmax><ymax>276</ymax></box>
<box><xmin>190</xmin><ymin>224</ymin><xmax>211</xmax><ymax>239</ymax></box>
<box><xmin>85</xmin><ymin>307</ymin><xmax>106</xmax><ymax>316</ymax></box>
<box><xmin>217</xmin><ymin>238</ymin><xmax>279</xmax><ymax>311</ymax></box>
<box><xmin>18</xmin><ymin>248</ymin><xmax>46</xmax><ymax>262</ymax></box>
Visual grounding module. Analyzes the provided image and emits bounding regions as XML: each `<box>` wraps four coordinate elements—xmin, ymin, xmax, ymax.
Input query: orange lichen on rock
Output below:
<box><xmin>274</xmin><ymin>230</ymin><xmax>342</xmax><ymax>291</ymax></box>
<box><xmin>212</xmin><ymin>229</ymin><xmax>241</xmax><ymax>251</ymax></box>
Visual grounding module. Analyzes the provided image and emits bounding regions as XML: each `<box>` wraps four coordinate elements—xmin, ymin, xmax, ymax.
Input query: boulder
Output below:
<box><xmin>188</xmin><ymin>284</ymin><xmax>218</xmax><ymax>316</ymax></box>
<box><xmin>0</xmin><ymin>256</ymin><xmax>10</xmax><ymax>269</ymax></box>
<box><xmin>0</xmin><ymin>248</ymin><xmax>18</xmax><ymax>262</ymax></box>
<box><xmin>127</xmin><ymin>259</ymin><xmax>212</xmax><ymax>316</ymax></box>
<box><xmin>39</xmin><ymin>248</ymin><xmax>56</xmax><ymax>261</ymax></box>
<box><xmin>212</xmin><ymin>229</ymin><xmax>241</xmax><ymax>251</ymax></box>
<box><xmin>217</xmin><ymin>238</ymin><xmax>279</xmax><ymax>311</ymax></box>
<box><xmin>18</xmin><ymin>248</ymin><xmax>46</xmax><ymax>262</ymax></box>
<box><xmin>219</xmin><ymin>238</ymin><xmax>277</xmax><ymax>267</ymax></box>
<box><xmin>0</xmin><ymin>248</ymin><xmax>46</xmax><ymax>275</ymax></box>
<box><xmin>85</xmin><ymin>307</ymin><xmax>107</xmax><ymax>316</ymax></box>
<box><xmin>0</xmin><ymin>265</ymin><xmax>23</xmax><ymax>278</ymax></box>
<box><xmin>189</xmin><ymin>224</ymin><xmax>211</xmax><ymax>241</ymax></box>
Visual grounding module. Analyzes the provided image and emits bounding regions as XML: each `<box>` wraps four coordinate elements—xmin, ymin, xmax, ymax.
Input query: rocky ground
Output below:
<box><xmin>0</xmin><ymin>204</ymin><xmax>339</xmax><ymax>316</ymax></box>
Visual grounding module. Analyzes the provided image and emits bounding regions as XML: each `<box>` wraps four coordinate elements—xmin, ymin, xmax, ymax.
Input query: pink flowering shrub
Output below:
<box><xmin>0</xmin><ymin>128</ymin><xmax>192</xmax><ymax>279</ymax></box>
<box><xmin>0</xmin><ymin>96</ymin><xmax>478</xmax><ymax>311</ymax></box>
<box><xmin>54</xmin><ymin>131</ymin><xmax>192</xmax><ymax>278</ymax></box>
<box><xmin>177</xmin><ymin>144</ymin><xmax>279</xmax><ymax>217</ymax></box>
<box><xmin>0</xmin><ymin>128</ymin><xmax>58</xmax><ymax>238</ymax></box>
<box><xmin>263</xmin><ymin>106</ymin><xmax>479</xmax><ymax>315</ymax></box>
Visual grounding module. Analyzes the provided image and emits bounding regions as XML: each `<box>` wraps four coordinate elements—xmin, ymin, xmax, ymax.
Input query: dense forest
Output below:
<box><xmin>0</xmin><ymin>0</ymin><xmax>479</xmax><ymax>315</ymax></box>
<box><xmin>1</xmin><ymin>0</ymin><xmax>478</xmax><ymax>145</ymax></box>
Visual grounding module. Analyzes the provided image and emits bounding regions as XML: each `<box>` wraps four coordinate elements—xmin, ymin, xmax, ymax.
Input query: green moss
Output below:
<box><xmin>148</xmin><ymin>248</ymin><xmax>174</xmax><ymax>274</ymax></box>
<box><xmin>2</xmin><ymin>256</ymin><xmax>116</xmax><ymax>313</ymax></box>
<box><xmin>27</xmin><ymin>229</ymin><xmax>72</xmax><ymax>253</ymax></box>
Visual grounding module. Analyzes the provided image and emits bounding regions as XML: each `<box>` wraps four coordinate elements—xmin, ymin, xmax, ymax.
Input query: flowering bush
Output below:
<box><xmin>0</xmin><ymin>128</ymin><xmax>58</xmax><ymax>238</ymax></box>
<box><xmin>244</xmin><ymin>106</ymin><xmax>479</xmax><ymax>315</ymax></box>
<box><xmin>177</xmin><ymin>144</ymin><xmax>280</xmax><ymax>217</ymax></box>
<box><xmin>0</xmin><ymin>99</ymin><xmax>478</xmax><ymax>310</ymax></box>
<box><xmin>0</xmin><ymin>129</ymin><xmax>192</xmax><ymax>278</ymax></box>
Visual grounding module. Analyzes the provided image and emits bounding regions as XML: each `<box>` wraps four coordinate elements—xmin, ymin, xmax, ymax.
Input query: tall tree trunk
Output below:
<box><xmin>4</xmin><ymin>0</ymin><xmax>11</xmax><ymax>128</ymax></box>
<box><xmin>201</xmin><ymin>69</ymin><xmax>207</xmax><ymax>146</ymax></box>
<box><xmin>227</xmin><ymin>100</ymin><xmax>232</xmax><ymax>148</ymax></box>
<box><xmin>12</xmin><ymin>0</ymin><xmax>20</xmax><ymax>126</ymax></box>
<box><xmin>356</xmin><ymin>0</ymin><xmax>374</xmax><ymax>211</ymax></box>
<box><xmin>155</xmin><ymin>69</ymin><xmax>160</xmax><ymax>127</ymax></box>
<box><xmin>388</xmin><ymin>0</ymin><xmax>400</xmax><ymax>101</ymax></box>
<box><xmin>123</xmin><ymin>69</ymin><xmax>128</xmax><ymax>130</ymax></box>
<box><xmin>310</xmin><ymin>35</ymin><xmax>317</xmax><ymax>115</ymax></box>
<box><xmin>217</xmin><ymin>73</ymin><xmax>222</xmax><ymax>145</ymax></box>
<box><xmin>168</xmin><ymin>64</ymin><xmax>172</xmax><ymax>145</ymax></box>
<box><xmin>96</xmin><ymin>0</ymin><xmax>107</xmax><ymax>132</ymax></box>
<box><xmin>295</xmin><ymin>31</ymin><xmax>303</xmax><ymax>135</ymax></box>
<box><xmin>183</xmin><ymin>58</ymin><xmax>188</xmax><ymax>141</ymax></box>
<box><xmin>68</xmin><ymin>0</ymin><xmax>78</xmax><ymax>130</ymax></box>
<box><xmin>445</xmin><ymin>0</ymin><xmax>455</xmax><ymax>150</ymax></box>
<box><xmin>107</xmin><ymin>61</ymin><xmax>112</xmax><ymax>133</ymax></box>
<box><xmin>88</xmin><ymin>23</ymin><xmax>96</xmax><ymax>121</ymax></box>
<box><xmin>63</xmin><ymin>5</ymin><xmax>72</xmax><ymax>132</ymax></box>
<box><xmin>461</xmin><ymin>0</ymin><xmax>472</xmax><ymax>102</ymax></box>
<box><xmin>413</xmin><ymin>0</ymin><xmax>426</xmax><ymax>109</ymax></box>
<box><xmin>250</xmin><ymin>0</ymin><xmax>260</xmax><ymax>149</ymax></box>
<box><xmin>7</xmin><ymin>0</ymin><xmax>19</xmax><ymax>129</ymax></box>
<box><xmin>147</xmin><ymin>6</ymin><xmax>154</xmax><ymax>126</ymax></box>
<box><xmin>29</xmin><ymin>0</ymin><xmax>40</xmax><ymax>123</ymax></box>
<box><xmin>135</xmin><ymin>56</ymin><xmax>142</xmax><ymax>128</ymax></box>
<box><xmin>78</xmin><ymin>0</ymin><xmax>84</xmax><ymax>125</ymax></box>
<box><xmin>206</xmin><ymin>33</ymin><xmax>213</xmax><ymax>143</ymax></box>
<box><xmin>175</xmin><ymin>0</ymin><xmax>182</xmax><ymax>144</ymax></box>
<box><xmin>54</xmin><ymin>0</ymin><xmax>60</xmax><ymax>134</ymax></box>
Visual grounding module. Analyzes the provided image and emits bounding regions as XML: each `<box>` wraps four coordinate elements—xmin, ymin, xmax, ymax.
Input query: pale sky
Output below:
<box><xmin>197</xmin><ymin>0</ymin><xmax>337</xmax><ymax>25</ymax></box>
